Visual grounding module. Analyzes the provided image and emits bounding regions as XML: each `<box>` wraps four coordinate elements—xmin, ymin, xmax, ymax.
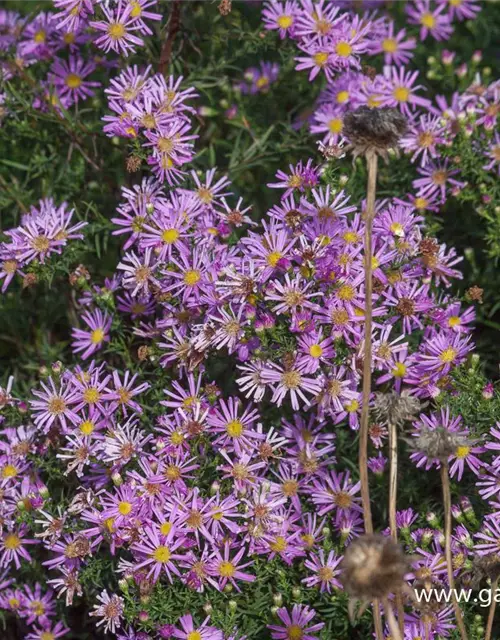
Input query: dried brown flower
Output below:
<box><xmin>343</xmin><ymin>106</ymin><xmax>408</xmax><ymax>159</ymax></box>
<box><xmin>419</xmin><ymin>237</ymin><xmax>439</xmax><ymax>256</ymax></box>
<box><xmin>466</xmin><ymin>285</ymin><xmax>483</xmax><ymax>303</ymax></box>
<box><xmin>341</xmin><ymin>534</ymin><xmax>412</xmax><ymax>607</ymax></box>
<box><xmin>22</xmin><ymin>273</ymin><xmax>38</xmax><ymax>288</ymax></box>
<box><xmin>126</xmin><ymin>155</ymin><xmax>142</xmax><ymax>173</ymax></box>
<box><xmin>409</xmin><ymin>427</ymin><xmax>474</xmax><ymax>462</ymax></box>
<box><xmin>470</xmin><ymin>554</ymin><xmax>500</xmax><ymax>588</ymax></box>
<box><xmin>137</xmin><ymin>345</ymin><xmax>151</xmax><ymax>361</ymax></box>
<box><xmin>372</xmin><ymin>391</ymin><xmax>421</xmax><ymax>427</ymax></box>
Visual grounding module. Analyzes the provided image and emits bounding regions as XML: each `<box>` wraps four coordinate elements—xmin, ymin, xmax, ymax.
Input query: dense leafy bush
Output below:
<box><xmin>0</xmin><ymin>2</ymin><xmax>500</xmax><ymax>640</ymax></box>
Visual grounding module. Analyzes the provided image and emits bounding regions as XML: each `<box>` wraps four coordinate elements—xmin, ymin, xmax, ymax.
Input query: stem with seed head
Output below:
<box><xmin>441</xmin><ymin>462</ymin><xmax>468</xmax><ymax>640</ymax></box>
<box><xmin>360</xmin><ymin>151</ymin><xmax>384</xmax><ymax>640</ymax></box>
<box><xmin>383</xmin><ymin>598</ymin><xmax>403</xmax><ymax>640</ymax></box>
<box><xmin>388</xmin><ymin>419</ymin><xmax>405</xmax><ymax>633</ymax></box>
<box><xmin>485</xmin><ymin>577</ymin><xmax>498</xmax><ymax>640</ymax></box>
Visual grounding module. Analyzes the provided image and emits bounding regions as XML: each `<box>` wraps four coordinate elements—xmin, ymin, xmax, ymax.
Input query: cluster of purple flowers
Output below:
<box><xmin>103</xmin><ymin>65</ymin><xmax>198</xmax><ymax>183</ymax></box>
<box><xmin>262</xmin><ymin>0</ymin><xmax>500</xmax><ymax>213</ymax></box>
<box><xmin>0</xmin><ymin>198</ymin><xmax>87</xmax><ymax>292</ymax></box>
<box><xmin>0</xmin><ymin>1</ymin><xmax>498</xmax><ymax>639</ymax></box>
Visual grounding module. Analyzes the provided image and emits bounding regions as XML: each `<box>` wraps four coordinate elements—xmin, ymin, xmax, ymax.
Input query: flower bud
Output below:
<box><xmin>228</xmin><ymin>600</ymin><xmax>237</xmax><ymax>612</ymax></box>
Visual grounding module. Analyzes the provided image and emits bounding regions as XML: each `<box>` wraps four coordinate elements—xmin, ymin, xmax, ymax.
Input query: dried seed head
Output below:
<box><xmin>372</xmin><ymin>391</ymin><xmax>421</xmax><ymax>428</ymax></box>
<box><xmin>410</xmin><ymin>427</ymin><xmax>473</xmax><ymax>462</ymax></box>
<box><xmin>470</xmin><ymin>554</ymin><xmax>500</xmax><ymax>588</ymax></box>
<box><xmin>340</xmin><ymin>534</ymin><xmax>411</xmax><ymax>600</ymax></box>
<box><xmin>465</xmin><ymin>285</ymin><xmax>483</xmax><ymax>303</ymax></box>
<box><xmin>343</xmin><ymin>106</ymin><xmax>408</xmax><ymax>160</ymax></box>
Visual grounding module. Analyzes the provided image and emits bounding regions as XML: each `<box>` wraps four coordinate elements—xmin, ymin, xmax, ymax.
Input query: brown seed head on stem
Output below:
<box><xmin>343</xmin><ymin>106</ymin><xmax>408</xmax><ymax>160</ymax></box>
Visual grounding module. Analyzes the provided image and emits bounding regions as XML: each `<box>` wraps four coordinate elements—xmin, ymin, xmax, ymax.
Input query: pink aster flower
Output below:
<box><xmin>71</xmin><ymin>309</ymin><xmax>112</xmax><ymax>360</ymax></box>
<box><xmin>372</xmin><ymin>23</ymin><xmax>416</xmax><ymax>66</ymax></box>
<box><xmin>268</xmin><ymin>604</ymin><xmax>324</xmax><ymax>640</ymax></box>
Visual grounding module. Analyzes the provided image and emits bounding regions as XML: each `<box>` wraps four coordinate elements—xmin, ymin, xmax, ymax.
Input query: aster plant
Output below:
<box><xmin>0</xmin><ymin>2</ymin><xmax>500</xmax><ymax>640</ymax></box>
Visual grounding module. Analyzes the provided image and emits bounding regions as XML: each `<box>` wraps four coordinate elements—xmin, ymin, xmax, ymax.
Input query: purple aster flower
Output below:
<box><xmin>412</xmin><ymin>158</ymin><xmax>465</xmax><ymax>202</ymax></box>
<box><xmin>90</xmin><ymin>590</ymin><xmax>125</xmax><ymax>634</ymax></box>
<box><xmin>49</xmin><ymin>56</ymin><xmax>100</xmax><ymax>105</ymax></box>
<box><xmin>0</xmin><ymin>526</ymin><xmax>38</xmax><ymax>569</ymax></box>
<box><xmin>30</xmin><ymin>377</ymin><xmax>80</xmax><ymax>433</ymax></box>
<box><xmin>172</xmin><ymin>614</ymin><xmax>223</xmax><ymax>640</ymax></box>
<box><xmin>483</xmin><ymin>133</ymin><xmax>500</xmax><ymax>176</ymax></box>
<box><xmin>400</xmin><ymin>113</ymin><xmax>446</xmax><ymax>165</ymax></box>
<box><xmin>131</xmin><ymin>525</ymin><xmax>186</xmax><ymax>583</ymax></box>
<box><xmin>437</xmin><ymin>0</ymin><xmax>481</xmax><ymax>21</ymax></box>
<box><xmin>303</xmin><ymin>550</ymin><xmax>343</xmax><ymax>592</ymax></box>
<box><xmin>268</xmin><ymin>605</ymin><xmax>324</xmax><ymax>640</ymax></box>
<box><xmin>372</xmin><ymin>23</ymin><xmax>416</xmax><ymax>66</ymax></box>
<box><xmin>71</xmin><ymin>309</ymin><xmax>112</xmax><ymax>360</ymax></box>
<box><xmin>90</xmin><ymin>1</ymin><xmax>145</xmax><ymax>56</ymax></box>
<box><xmin>207</xmin><ymin>542</ymin><xmax>255</xmax><ymax>591</ymax></box>
<box><xmin>262</xmin><ymin>1</ymin><xmax>299</xmax><ymax>39</ymax></box>
<box><xmin>406</xmin><ymin>0</ymin><xmax>454</xmax><ymax>41</ymax></box>
<box><xmin>380</xmin><ymin>66</ymin><xmax>432</xmax><ymax>116</ymax></box>
<box><xmin>261</xmin><ymin>361</ymin><xmax>322</xmax><ymax>410</ymax></box>
<box><xmin>25</xmin><ymin>621</ymin><xmax>70</xmax><ymax>640</ymax></box>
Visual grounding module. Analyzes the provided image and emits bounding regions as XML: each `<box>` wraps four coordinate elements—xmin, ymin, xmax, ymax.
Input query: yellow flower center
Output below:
<box><xmin>448</xmin><ymin>316</ymin><xmax>461</xmax><ymax>327</ymax></box>
<box><xmin>80</xmin><ymin>420</ymin><xmax>95</xmax><ymax>436</ymax></box>
<box><xmin>414</xmin><ymin>197</ymin><xmax>428</xmax><ymax>210</ymax></box>
<box><xmin>335</xmin><ymin>41</ymin><xmax>352</xmax><ymax>57</ymax></box>
<box><xmin>2</xmin><ymin>464</ymin><xmax>17</xmax><ymax>479</ymax></box>
<box><xmin>118</xmin><ymin>501</ymin><xmax>132</xmax><ymax>516</ymax></box>
<box><xmin>32</xmin><ymin>236</ymin><xmax>50</xmax><ymax>252</ymax></box>
<box><xmin>63</xmin><ymin>32</ymin><xmax>75</xmax><ymax>44</ymax></box>
<box><xmin>162</xmin><ymin>229</ymin><xmax>180</xmax><ymax>244</ymax></box>
<box><xmin>455</xmin><ymin>446</ymin><xmax>470</xmax><ymax>459</ymax></box>
<box><xmin>108</xmin><ymin>23</ymin><xmax>126</xmax><ymax>39</ymax></box>
<box><xmin>153</xmin><ymin>545</ymin><xmax>171</xmax><ymax>563</ymax></box>
<box><xmin>184</xmin><ymin>270</ymin><xmax>201</xmax><ymax>286</ymax></box>
<box><xmin>34</xmin><ymin>30</ymin><xmax>46</xmax><ymax>43</ymax></box>
<box><xmin>41</xmin><ymin>633</ymin><xmax>55</xmax><ymax>640</ymax></box>
<box><xmin>337</xmin><ymin>284</ymin><xmax>355</xmax><ymax>301</ymax></box>
<box><xmin>218</xmin><ymin>560</ymin><xmax>235</xmax><ymax>577</ymax></box>
<box><xmin>382</xmin><ymin>38</ymin><xmax>398</xmax><ymax>53</ymax></box>
<box><xmin>3</xmin><ymin>534</ymin><xmax>21</xmax><ymax>550</ymax></box>
<box><xmin>160</xmin><ymin>521</ymin><xmax>172</xmax><ymax>535</ymax></box>
<box><xmin>343</xmin><ymin>231</ymin><xmax>360</xmax><ymax>244</ymax></box>
<box><xmin>83</xmin><ymin>388</ymin><xmax>100</xmax><ymax>404</ymax></box>
<box><xmin>48</xmin><ymin>397</ymin><xmax>66</xmax><ymax>415</ymax></box>
<box><xmin>440</xmin><ymin>347</ymin><xmax>457</xmax><ymax>363</ymax></box>
<box><xmin>281</xmin><ymin>371</ymin><xmax>302</xmax><ymax>389</ymax></box>
<box><xmin>393</xmin><ymin>87</ymin><xmax>410</xmax><ymax>102</ymax></box>
<box><xmin>270</xmin><ymin>536</ymin><xmax>287</xmax><ymax>552</ymax></box>
<box><xmin>287</xmin><ymin>624</ymin><xmax>304</xmax><ymax>640</ymax></box>
<box><xmin>90</xmin><ymin>328</ymin><xmax>105</xmax><ymax>344</ymax></box>
<box><xmin>130</xmin><ymin>1</ymin><xmax>142</xmax><ymax>18</ymax></box>
<box><xmin>421</xmin><ymin>13</ymin><xmax>436</xmax><ymax>28</ymax></box>
<box><xmin>158</xmin><ymin>137</ymin><xmax>174</xmax><ymax>154</ymax></box>
<box><xmin>309</xmin><ymin>343</ymin><xmax>324</xmax><ymax>360</ymax></box>
<box><xmin>277</xmin><ymin>15</ymin><xmax>293</xmax><ymax>29</ymax></box>
<box><xmin>187</xmin><ymin>633</ymin><xmax>202</xmax><ymax>640</ymax></box>
<box><xmin>390</xmin><ymin>222</ymin><xmax>404</xmax><ymax>235</ymax></box>
<box><xmin>336</xmin><ymin>90</ymin><xmax>349</xmax><ymax>103</ymax></box>
<box><xmin>328</xmin><ymin>118</ymin><xmax>343</xmax><ymax>134</ymax></box>
<box><xmin>226</xmin><ymin>420</ymin><xmax>244</xmax><ymax>438</ymax></box>
<box><xmin>313</xmin><ymin>52</ymin><xmax>329</xmax><ymax>66</ymax></box>
<box><xmin>267</xmin><ymin>251</ymin><xmax>282</xmax><ymax>267</ymax></box>
<box><xmin>392</xmin><ymin>362</ymin><xmax>407</xmax><ymax>378</ymax></box>
<box><xmin>65</xmin><ymin>73</ymin><xmax>82</xmax><ymax>89</ymax></box>
<box><xmin>345</xmin><ymin>399</ymin><xmax>359</xmax><ymax>412</ymax></box>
